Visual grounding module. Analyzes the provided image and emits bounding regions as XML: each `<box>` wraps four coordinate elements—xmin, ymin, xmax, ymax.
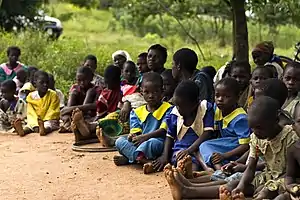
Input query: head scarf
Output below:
<box><xmin>112</xmin><ymin>50</ymin><xmax>132</xmax><ymax>61</ymax></box>
<box><xmin>253</xmin><ymin>41</ymin><xmax>274</xmax><ymax>55</ymax></box>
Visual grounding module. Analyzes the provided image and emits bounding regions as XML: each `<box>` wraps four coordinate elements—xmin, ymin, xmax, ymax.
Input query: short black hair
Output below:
<box><xmin>84</xmin><ymin>54</ymin><xmax>97</xmax><ymax>64</ymax></box>
<box><xmin>104</xmin><ymin>64</ymin><xmax>121</xmax><ymax>82</ymax></box>
<box><xmin>252</xmin><ymin>66</ymin><xmax>275</xmax><ymax>78</ymax></box>
<box><xmin>174</xmin><ymin>80</ymin><xmax>200</xmax><ymax>103</ymax></box>
<box><xmin>201</xmin><ymin>66</ymin><xmax>216</xmax><ymax>80</ymax></box>
<box><xmin>138</xmin><ymin>52</ymin><xmax>148</xmax><ymax>59</ymax></box>
<box><xmin>142</xmin><ymin>72</ymin><xmax>163</xmax><ymax>88</ymax></box>
<box><xmin>34</xmin><ymin>70</ymin><xmax>49</xmax><ymax>81</ymax></box>
<box><xmin>148</xmin><ymin>44</ymin><xmax>167</xmax><ymax>64</ymax></box>
<box><xmin>77</xmin><ymin>66</ymin><xmax>94</xmax><ymax>80</ymax></box>
<box><xmin>173</xmin><ymin>48</ymin><xmax>198</xmax><ymax>73</ymax></box>
<box><xmin>124</xmin><ymin>61</ymin><xmax>136</xmax><ymax>70</ymax></box>
<box><xmin>48</xmin><ymin>73</ymin><xmax>55</xmax><ymax>83</ymax></box>
<box><xmin>1</xmin><ymin>80</ymin><xmax>16</xmax><ymax>91</ymax></box>
<box><xmin>7</xmin><ymin>46</ymin><xmax>21</xmax><ymax>56</ymax></box>
<box><xmin>257</xmin><ymin>78</ymin><xmax>288</xmax><ymax>107</ymax></box>
<box><xmin>27</xmin><ymin>66</ymin><xmax>39</xmax><ymax>83</ymax></box>
<box><xmin>216</xmin><ymin>77</ymin><xmax>240</xmax><ymax>97</ymax></box>
<box><xmin>229</xmin><ymin>61</ymin><xmax>251</xmax><ymax>75</ymax></box>
<box><xmin>284</xmin><ymin>61</ymin><xmax>300</xmax><ymax>74</ymax></box>
<box><xmin>249</xmin><ymin>96</ymin><xmax>280</xmax><ymax>121</ymax></box>
<box><xmin>161</xmin><ymin>69</ymin><xmax>173</xmax><ymax>79</ymax></box>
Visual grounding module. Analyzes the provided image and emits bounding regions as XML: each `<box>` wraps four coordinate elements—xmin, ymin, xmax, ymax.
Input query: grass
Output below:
<box><xmin>0</xmin><ymin>3</ymin><xmax>297</xmax><ymax>94</ymax></box>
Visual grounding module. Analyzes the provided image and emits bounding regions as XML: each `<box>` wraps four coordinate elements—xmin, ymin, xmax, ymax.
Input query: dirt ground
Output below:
<box><xmin>0</xmin><ymin>132</ymin><xmax>172</xmax><ymax>200</ymax></box>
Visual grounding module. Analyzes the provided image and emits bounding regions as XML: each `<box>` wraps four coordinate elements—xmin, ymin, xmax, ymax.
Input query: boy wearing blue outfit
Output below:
<box><xmin>114</xmin><ymin>72</ymin><xmax>173</xmax><ymax>169</ymax></box>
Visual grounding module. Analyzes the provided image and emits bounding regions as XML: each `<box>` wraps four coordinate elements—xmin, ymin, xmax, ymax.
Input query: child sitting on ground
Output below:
<box><xmin>0</xmin><ymin>80</ymin><xmax>26</xmax><ymax>133</ymax></box>
<box><xmin>82</xmin><ymin>55</ymin><xmax>105</xmax><ymax>89</ymax></box>
<box><xmin>121</xmin><ymin>61</ymin><xmax>140</xmax><ymax>87</ymax></box>
<box><xmin>59</xmin><ymin>67</ymin><xmax>99</xmax><ymax>133</ymax></box>
<box><xmin>70</xmin><ymin>65</ymin><xmax>122</xmax><ymax>141</ymax></box>
<box><xmin>282</xmin><ymin>61</ymin><xmax>300</xmax><ymax>119</ymax></box>
<box><xmin>228</xmin><ymin>61</ymin><xmax>251</xmax><ymax>110</ymax></box>
<box><xmin>161</xmin><ymin>69</ymin><xmax>177</xmax><ymax>103</ymax></box>
<box><xmin>48</xmin><ymin>74</ymin><xmax>65</xmax><ymax>109</ymax></box>
<box><xmin>200</xmin><ymin>77</ymin><xmax>251</xmax><ymax>170</ymax></box>
<box><xmin>163</xmin><ymin>96</ymin><xmax>299</xmax><ymax>200</ymax></box>
<box><xmin>113</xmin><ymin>72</ymin><xmax>173</xmax><ymax>168</ymax></box>
<box><xmin>0</xmin><ymin>46</ymin><xmax>27</xmax><ymax>82</ymax></box>
<box><xmin>137</xmin><ymin>52</ymin><xmax>150</xmax><ymax>74</ymax></box>
<box><xmin>13</xmin><ymin>68</ymin><xmax>27</xmax><ymax>92</ymax></box>
<box><xmin>18</xmin><ymin>66</ymin><xmax>38</xmax><ymax>101</ymax></box>
<box><xmin>149</xmin><ymin>81</ymin><xmax>213</xmax><ymax>175</ymax></box>
<box><xmin>15</xmin><ymin>71</ymin><xmax>60</xmax><ymax>136</ymax></box>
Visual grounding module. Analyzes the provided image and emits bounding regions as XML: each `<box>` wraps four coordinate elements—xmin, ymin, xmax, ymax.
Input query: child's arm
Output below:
<box><xmin>132</xmin><ymin>128</ymin><xmax>165</xmax><ymax>146</ymax></box>
<box><xmin>60</xmin><ymin>103</ymin><xmax>97</xmax><ymax>116</ymax></box>
<box><xmin>83</xmin><ymin>87</ymin><xmax>99</xmax><ymax>104</ymax></box>
<box><xmin>67</xmin><ymin>88</ymin><xmax>78</xmax><ymax>107</ymax></box>
<box><xmin>285</xmin><ymin>144</ymin><xmax>300</xmax><ymax>196</ymax></box>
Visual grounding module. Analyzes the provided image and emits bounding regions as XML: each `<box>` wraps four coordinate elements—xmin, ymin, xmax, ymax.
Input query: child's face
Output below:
<box><xmin>174</xmin><ymin>95</ymin><xmax>197</xmax><ymax>118</ymax></box>
<box><xmin>83</xmin><ymin>59</ymin><xmax>96</xmax><ymax>73</ymax></box>
<box><xmin>293</xmin><ymin>108</ymin><xmax>300</xmax><ymax>137</ymax></box>
<box><xmin>171</xmin><ymin>60</ymin><xmax>180</xmax><ymax>81</ymax></box>
<box><xmin>252</xmin><ymin>50</ymin><xmax>271</xmax><ymax>65</ymax></box>
<box><xmin>0</xmin><ymin>86</ymin><xmax>15</xmax><ymax>101</ymax></box>
<box><xmin>36</xmin><ymin>75</ymin><xmax>49</xmax><ymax>94</ymax></box>
<box><xmin>123</xmin><ymin>64</ymin><xmax>136</xmax><ymax>83</ymax></box>
<box><xmin>162</xmin><ymin>75</ymin><xmax>176</xmax><ymax>98</ymax></box>
<box><xmin>250</xmin><ymin>69</ymin><xmax>270</xmax><ymax>89</ymax></box>
<box><xmin>141</xmin><ymin>81</ymin><xmax>163</xmax><ymax>107</ymax></box>
<box><xmin>282</xmin><ymin>67</ymin><xmax>300</xmax><ymax>94</ymax></box>
<box><xmin>8</xmin><ymin>50</ymin><xmax>19</xmax><ymax>65</ymax></box>
<box><xmin>76</xmin><ymin>72</ymin><xmax>91</xmax><ymax>89</ymax></box>
<box><xmin>230</xmin><ymin>67</ymin><xmax>250</xmax><ymax>91</ymax></box>
<box><xmin>114</xmin><ymin>55</ymin><xmax>126</xmax><ymax>69</ymax></box>
<box><xmin>147</xmin><ymin>49</ymin><xmax>164</xmax><ymax>71</ymax></box>
<box><xmin>215</xmin><ymin>84</ymin><xmax>238</xmax><ymax>112</ymax></box>
<box><xmin>137</xmin><ymin>57</ymin><xmax>149</xmax><ymax>73</ymax></box>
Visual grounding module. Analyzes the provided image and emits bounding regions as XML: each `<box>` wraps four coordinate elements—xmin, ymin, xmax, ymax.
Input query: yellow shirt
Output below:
<box><xmin>26</xmin><ymin>89</ymin><xmax>60</xmax><ymax>128</ymax></box>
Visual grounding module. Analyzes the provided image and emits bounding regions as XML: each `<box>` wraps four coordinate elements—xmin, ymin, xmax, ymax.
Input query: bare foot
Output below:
<box><xmin>13</xmin><ymin>119</ymin><xmax>25</xmax><ymax>137</ymax></box>
<box><xmin>219</xmin><ymin>185</ymin><xmax>232</xmax><ymax>200</ymax></box>
<box><xmin>164</xmin><ymin>164</ymin><xmax>184</xmax><ymax>200</ymax></box>
<box><xmin>193</xmin><ymin>170</ymin><xmax>214</xmax><ymax>178</ymax></box>
<box><xmin>71</xmin><ymin>108</ymin><xmax>90</xmax><ymax>136</ymax></box>
<box><xmin>38</xmin><ymin>119</ymin><xmax>46</xmax><ymax>136</ymax></box>
<box><xmin>232</xmin><ymin>191</ymin><xmax>245</xmax><ymax>200</ymax></box>
<box><xmin>177</xmin><ymin>155</ymin><xmax>193</xmax><ymax>179</ymax></box>
<box><xmin>113</xmin><ymin>155</ymin><xmax>129</xmax><ymax>166</ymax></box>
<box><xmin>173</xmin><ymin>168</ymin><xmax>193</xmax><ymax>187</ymax></box>
<box><xmin>96</xmin><ymin>127</ymin><xmax>112</xmax><ymax>147</ymax></box>
<box><xmin>143</xmin><ymin>162</ymin><xmax>156</xmax><ymax>174</ymax></box>
<box><xmin>58</xmin><ymin>125</ymin><xmax>71</xmax><ymax>133</ymax></box>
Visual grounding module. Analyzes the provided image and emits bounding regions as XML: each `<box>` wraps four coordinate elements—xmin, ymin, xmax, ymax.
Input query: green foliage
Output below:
<box><xmin>62</xmin><ymin>0</ymin><xmax>97</xmax><ymax>9</ymax></box>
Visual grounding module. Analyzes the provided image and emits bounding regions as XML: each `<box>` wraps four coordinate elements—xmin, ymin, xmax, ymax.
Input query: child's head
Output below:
<box><xmin>201</xmin><ymin>66</ymin><xmax>216</xmax><ymax>81</ymax></box>
<box><xmin>16</xmin><ymin>68</ymin><xmax>27</xmax><ymax>84</ymax></box>
<box><xmin>215</xmin><ymin>77</ymin><xmax>240</xmax><ymax>112</ymax></box>
<box><xmin>27</xmin><ymin>66</ymin><xmax>39</xmax><ymax>84</ymax></box>
<box><xmin>141</xmin><ymin>72</ymin><xmax>163</xmax><ymax>107</ymax></box>
<box><xmin>7</xmin><ymin>46</ymin><xmax>21</xmax><ymax>66</ymax></box>
<box><xmin>104</xmin><ymin>65</ymin><xmax>121</xmax><ymax>89</ymax></box>
<box><xmin>48</xmin><ymin>74</ymin><xmax>55</xmax><ymax>90</ymax></box>
<box><xmin>0</xmin><ymin>80</ymin><xmax>16</xmax><ymax>101</ymax></box>
<box><xmin>112</xmin><ymin>50</ymin><xmax>131</xmax><ymax>69</ymax></box>
<box><xmin>255</xmin><ymin>78</ymin><xmax>288</xmax><ymax>107</ymax></box>
<box><xmin>122</xmin><ymin>61</ymin><xmax>137</xmax><ymax>84</ymax></box>
<box><xmin>147</xmin><ymin>44</ymin><xmax>167</xmax><ymax>72</ymax></box>
<box><xmin>137</xmin><ymin>52</ymin><xmax>150</xmax><ymax>73</ymax></box>
<box><xmin>34</xmin><ymin>71</ymin><xmax>49</xmax><ymax>95</ymax></box>
<box><xmin>228</xmin><ymin>61</ymin><xmax>251</xmax><ymax>91</ymax></box>
<box><xmin>173</xmin><ymin>80</ymin><xmax>199</xmax><ymax>118</ymax></box>
<box><xmin>76</xmin><ymin>67</ymin><xmax>94</xmax><ymax>89</ymax></box>
<box><xmin>250</xmin><ymin>66</ymin><xmax>274</xmax><ymax>89</ymax></box>
<box><xmin>248</xmin><ymin>96</ymin><xmax>280</xmax><ymax>140</ymax></box>
<box><xmin>282</xmin><ymin>61</ymin><xmax>300</xmax><ymax>95</ymax></box>
<box><xmin>161</xmin><ymin>69</ymin><xmax>177</xmax><ymax>99</ymax></box>
<box><xmin>83</xmin><ymin>55</ymin><xmax>97</xmax><ymax>73</ymax></box>
<box><xmin>252</xmin><ymin>41</ymin><xmax>274</xmax><ymax>65</ymax></box>
<box><xmin>172</xmin><ymin>48</ymin><xmax>198</xmax><ymax>81</ymax></box>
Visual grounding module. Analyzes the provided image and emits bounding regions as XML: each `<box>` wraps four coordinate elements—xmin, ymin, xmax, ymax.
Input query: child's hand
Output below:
<box><xmin>119</xmin><ymin>102</ymin><xmax>131</xmax><ymax>122</ymax></box>
<box><xmin>176</xmin><ymin>149</ymin><xmax>189</xmax><ymax>161</ymax></box>
<box><xmin>211</xmin><ymin>152</ymin><xmax>225</xmax><ymax>164</ymax></box>
<box><xmin>128</xmin><ymin>133</ymin><xmax>136</xmax><ymax>142</ymax></box>
<box><xmin>287</xmin><ymin>184</ymin><xmax>300</xmax><ymax>197</ymax></box>
<box><xmin>132</xmin><ymin>134</ymin><xmax>148</xmax><ymax>146</ymax></box>
<box><xmin>221</xmin><ymin>161</ymin><xmax>237</xmax><ymax>174</ymax></box>
<box><xmin>152</xmin><ymin>155</ymin><xmax>168</xmax><ymax>171</ymax></box>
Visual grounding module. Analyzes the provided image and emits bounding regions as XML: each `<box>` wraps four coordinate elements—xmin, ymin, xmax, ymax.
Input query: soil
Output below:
<box><xmin>0</xmin><ymin>132</ymin><xmax>172</xmax><ymax>200</ymax></box>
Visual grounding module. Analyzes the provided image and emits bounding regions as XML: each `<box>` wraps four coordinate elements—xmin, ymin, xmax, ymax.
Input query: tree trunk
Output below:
<box><xmin>230</xmin><ymin>0</ymin><xmax>248</xmax><ymax>62</ymax></box>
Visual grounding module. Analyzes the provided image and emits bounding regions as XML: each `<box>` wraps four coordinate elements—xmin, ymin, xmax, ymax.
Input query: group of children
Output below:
<box><xmin>0</xmin><ymin>41</ymin><xmax>300</xmax><ymax>200</ymax></box>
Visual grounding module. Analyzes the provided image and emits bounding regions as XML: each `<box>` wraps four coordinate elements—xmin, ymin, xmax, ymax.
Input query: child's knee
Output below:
<box><xmin>115</xmin><ymin>136</ymin><xmax>129</xmax><ymax>150</ymax></box>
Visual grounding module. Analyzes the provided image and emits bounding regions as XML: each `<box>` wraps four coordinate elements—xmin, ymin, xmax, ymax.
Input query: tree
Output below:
<box><xmin>0</xmin><ymin>0</ymin><xmax>43</xmax><ymax>31</ymax></box>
